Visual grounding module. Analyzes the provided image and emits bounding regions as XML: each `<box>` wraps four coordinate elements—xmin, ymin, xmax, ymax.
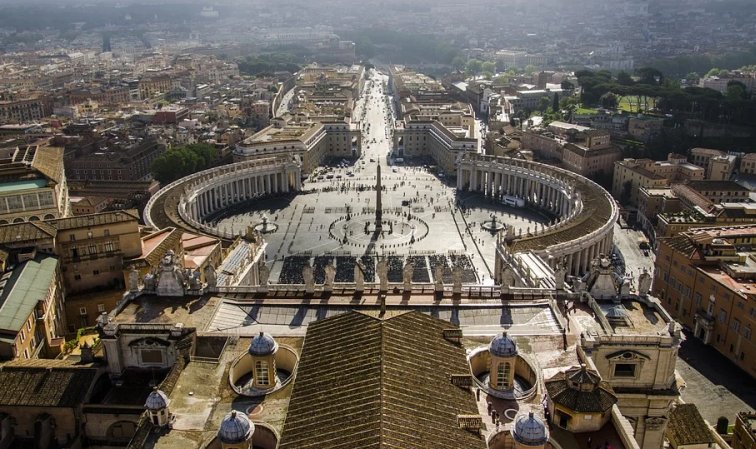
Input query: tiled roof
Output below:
<box><xmin>0</xmin><ymin>221</ymin><xmax>57</xmax><ymax>244</ymax></box>
<box><xmin>545</xmin><ymin>368</ymin><xmax>617</xmax><ymax>413</ymax></box>
<box><xmin>31</xmin><ymin>145</ymin><xmax>65</xmax><ymax>184</ymax></box>
<box><xmin>53</xmin><ymin>209</ymin><xmax>139</xmax><ymax>230</ymax></box>
<box><xmin>0</xmin><ymin>365</ymin><xmax>97</xmax><ymax>407</ymax></box>
<box><xmin>667</xmin><ymin>404</ymin><xmax>715</xmax><ymax>446</ymax></box>
<box><xmin>279</xmin><ymin>310</ymin><xmax>486</xmax><ymax>449</ymax></box>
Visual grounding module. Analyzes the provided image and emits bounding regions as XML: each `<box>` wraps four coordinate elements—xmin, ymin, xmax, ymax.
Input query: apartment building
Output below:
<box><xmin>0</xmin><ymin>95</ymin><xmax>52</xmax><ymax>123</ymax></box>
<box><xmin>0</xmin><ymin>253</ymin><xmax>66</xmax><ymax>361</ymax></box>
<box><xmin>740</xmin><ymin>153</ymin><xmax>756</xmax><ymax>176</ymax></box>
<box><xmin>653</xmin><ymin>225</ymin><xmax>756</xmax><ymax>377</ymax></box>
<box><xmin>0</xmin><ymin>210</ymin><xmax>142</xmax><ymax>296</ymax></box>
<box><xmin>612</xmin><ymin>155</ymin><xmax>704</xmax><ymax>206</ymax></box>
<box><xmin>0</xmin><ymin>142</ymin><xmax>70</xmax><ymax>224</ymax></box>
<box><xmin>689</xmin><ymin>147</ymin><xmax>737</xmax><ymax>181</ymax></box>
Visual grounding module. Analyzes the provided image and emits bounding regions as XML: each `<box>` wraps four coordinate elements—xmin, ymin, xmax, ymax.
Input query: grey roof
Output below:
<box><xmin>0</xmin><ymin>365</ymin><xmax>97</xmax><ymax>407</ymax></box>
<box><xmin>545</xmin><ymin>365</ymin><xmax>617</xmax><ymax>413</ymax></box>
<box><xmin>248</xmin><ymin>332</ymin><xmax>278</xmax><ymax>356</ymax></box>
<box><xmin>489</xmin><ymin>332</ymin><xmax>517</xmax><ymax>357</ymax></box>
<box><xmin>512</xmin><ymin>412</ymin><xmax>549</xmax><ymax>446</ymax></box>
<box><xmin>0</xmin><ymin>255</ymin><xmax>58</xmax><ymax>332</ymax></box>
<box><xmin>218</xmin><ymin>410</ymin><xmax>254</xmax><ymax>444</ymax></box>
<box><xmin>144</xmin><ymin>388</ymin><xmax>169</xmax><ymax>410</ymax></box>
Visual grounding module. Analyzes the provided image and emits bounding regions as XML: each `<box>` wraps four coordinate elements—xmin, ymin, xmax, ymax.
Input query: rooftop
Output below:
<box><xmin>0</xmin><ymin>255</ymin><xmax>58</xmax><ymax>333</ymax></box>
<box><xmin>278</xmin><ymin>310</ymin><xmax>486</xmax><ymax>449</ymax></box>
<box><xmin>0</xmin><ymin>362</ymin><xmax>97</xmax><ymax>407</ymax></box>
<box><xmin>667</xmin><ymin>404</ymin><xmax>715</xmax><ymax>447</ymax></box>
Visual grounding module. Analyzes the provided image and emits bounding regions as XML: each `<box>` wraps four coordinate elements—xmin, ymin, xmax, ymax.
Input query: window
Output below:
<box><xmin>79</xmin><ymin>307</ymin><xmax>87</xmax><ymax>315</ymax></box>
<box><xmin>93</xmin><ymin>270</ymin><xmax>100</xmax><ymax>276</ymax></box>
<box><xmin>614</xmin><ymin>364</ymin><xmax>636</xmax><ymax>377</ymax></box>
<box><xmin>255</xmin><ymin>360</ymin><xmax>270</xmax><ymax>385</ymax></box>
<box><xmin>719</xmin><ymin>310</ymin><xmax>727</xmax><ymax>323</ymax></box>
<box><xmin>104</xmin><ymin>229</ymin><xmax>110</xmax><ymax>237</ymax></box>
<box><xmin>74</xmin><ymin>274</ymin><xmax>81</xmax><ymax>280</ymax></box>
<box><xmin>496</xmin><ymin>362</ymin><xmax>511</xmax><ymax>388</ymax></box>
<box><xmin>69</xmin><ymin>234</ymin><xmax>76</xmax><ymax>242</ymax></box>
<box><xmin>97</xmin><ymin>304</ymin><xmax>106</xmax><ymax>313</ymax></box>
<box><xmin>141</xmin><ymin>349</ymin><xmax>164</xmax><ymax>365</ymax></box>
<box><xmin>732</xmin><ymin>320</ymin><xmax>741</xmax><ymax>332</ymax></box>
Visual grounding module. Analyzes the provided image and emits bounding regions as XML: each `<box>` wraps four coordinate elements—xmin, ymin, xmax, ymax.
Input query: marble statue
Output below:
<box><xmin>303</xmin><ymin>264</ymin><xmax>314</xmax><ymax>293</ymax></box>
<box><xmin>354</xmin><ymin>260</ymin><xmax>365</xmax><ymax>292</ymax></box>
<box><xmin>156</xmin><ymin>250</ymin><xmax>187</xmax><ymax>297</ymax></box>
<box><xmin>554</xmin><ymin>260</ymin><xmax>567</xmax><ymax>290</ymax></box>
<box><xmin>638</xmin><ymin>268</ymin><xmax>652</xmax><ymax>295</ymax></box>
<box><xmin>377</xmin><ymin>258</ymin><xmax>388</xmax><ymax>291</ymax></box>
<box><xmin>204</xmin><ymin>263</ymin><xmax>217</xmax><ymax>288</ymax></box>
<box><xmin>187</xmin><ymin>269</ymin><xmax>202</xmax><ymax>290</ymax></box>
<box><xmin>324</xmin><ymin>261</ymin><xmax>336</xmax><ymax>291</ymax></box>
<box><xmin>258</xmin><ymin>263</ymin><xmax>270</xmax><ymax>286</ymax></box>
<box><xmin>501</xmin><ymin>267</ymin><xmax>517</xmax><ymax>289</ymax></box>
<box><xmin>128</xmin><ymin>267</ymin><xmax>139</xmax><ymax>292</ymax></box>
<box><xmin>143</xmin><ymin>273</ymin><xmax>156</xmax><ymax>291</ymax></box>
<box><xmin>452</xmin><ymin>264</ymin><xmax>463</xmax><ymax>294</ymax></box>
<box><xmin>434</xmin><ymin>263</ymin><xmax>444</xmax><ymax>292</ymax></box>
<box><xmin>402</xmin><ymin>260</ymin><xmax>414</xmax><ymax>291</ymax></box>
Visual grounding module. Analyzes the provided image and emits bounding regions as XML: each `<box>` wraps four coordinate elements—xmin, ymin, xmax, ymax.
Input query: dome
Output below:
<box><xmin>248</xmin><ymin>332</ymin><xmax>278</xmax><ymax>356</ymax></box>
<box><xmin>566</xmin><ymin>364</ymin><xmax>602</xmax><ymax>392</ymax></box>
<box><xmin>512</xmin><ymin>412</ymin><xmax>549</xmax><ymax>446</ymax></box>
<box><xmin>144</xmin><ymin>387</ymin><xmax>169</xmax><ymax>411</ymax></box>
<box><xmin>218</xmin><ymin>410</ymin><xmax>254</xmax><ymax>444</ymax></box>
<box><xmin>489</xmin><ymin>332</ymin><xmax>517</xmax><ymax>357</ymax></box>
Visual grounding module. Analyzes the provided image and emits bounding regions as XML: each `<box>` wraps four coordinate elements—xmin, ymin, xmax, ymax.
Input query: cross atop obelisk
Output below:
<box><xmin>375</xmin><ymin>163</ymin><xmax>383</xmax><ymax>227</ymax></box>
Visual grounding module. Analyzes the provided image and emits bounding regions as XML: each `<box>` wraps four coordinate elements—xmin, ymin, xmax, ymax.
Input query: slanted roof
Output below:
<box><xmin>0</xmin><ymin>365</ymin><xmax>97</xmax><ymax>407</ymax></box>
<box><xmin>545</xmin><ymin>366</ymin><xmax>617</xmax><ymax>413</ymax></box>
<box><xmin>53</xmin><ymin>209</ymin><xmax>139</xmax><ymax>231</ymax></box>
<box><xmin>667</xmin><ymin>404</ymin><xmax>715</xmax><ymax>447</ymax></box>
<box><xmin>0</xmin><ymin>221</ymin><xmax>57</xmax><ymax>244</ymax></box>
<box><xmin>0</xmin><ymin>255</ymin><xmax>58</xmax><ymax>332</ymax></box>
<box><xmin>279</xmin><ymin>310</ymin><xmax>486</xmax><ymax>449</ymax></box>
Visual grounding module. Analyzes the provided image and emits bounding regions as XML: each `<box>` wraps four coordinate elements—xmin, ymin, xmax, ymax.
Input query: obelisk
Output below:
<box><xmin>375</xmin><ymin>163</ymin><xmax>383</xmax><ymax>228</ymax></box>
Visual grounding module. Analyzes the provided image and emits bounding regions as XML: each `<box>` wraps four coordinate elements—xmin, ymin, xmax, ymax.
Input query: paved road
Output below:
<box><xmin>677</xmin><ymin>329</ymin><xmax>755</xmax><ymax>424</ymax></box>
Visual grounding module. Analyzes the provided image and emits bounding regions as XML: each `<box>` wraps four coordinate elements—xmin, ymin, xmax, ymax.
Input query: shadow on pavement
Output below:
<box><xmin>678</xmin><ymin>328</ymin><xmax>756</xmax><ymax>411</ymax></box>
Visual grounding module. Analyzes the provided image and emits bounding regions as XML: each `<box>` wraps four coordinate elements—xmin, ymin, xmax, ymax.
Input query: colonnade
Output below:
<box><xmin>460</xmin><ymin>155</ymin><xmax>618</xmax><ymax>278</ymax></box>
<box><xmin>145</xmin><ymin>156</ymin><xmax>302</xmax><ymax>237</ymax></box>
<box><xmin>458</xmin><ymin>158</ymin><xmax>574</xmax><ymax>217</ymax></box>
<box><xmin>189</xmin><ymin>169</ymin><xmax>298</xmax><ymax>220</ymax></box>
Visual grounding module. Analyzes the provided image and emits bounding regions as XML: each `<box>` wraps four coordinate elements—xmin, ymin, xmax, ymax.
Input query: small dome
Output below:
<box><xmin>567</xmin><ymin>364</ymin><xmax>602</xmax><ymax>392</ymax></box>
<box><xmin>218</xmin><ymin>410</ymin><xmax>254</xmax><ymax>444</ymax></box>
<box><xmin>144</xmin><ymin>387</ymin><xmax>169</xmax><ymax>410</ymax></box>
<box><xmin>248</xmin><ymin>332</ymin><xmax>278</xmax><ymax>356</ymax></box>
<box><xmin>512</xmin><ymin>412</ymin><xmax>549</xmax><ymax>446</ymax></box>
<box><xmin>489</xmin><ymin>332</ymin><xmax>517</xmax><ymax>357</ymax></box>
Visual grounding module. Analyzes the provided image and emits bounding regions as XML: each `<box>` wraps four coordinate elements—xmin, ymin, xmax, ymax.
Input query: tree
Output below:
<box><xmin>538</xmin><ymin>96</ymin><xmax>550</xmax><ymax>112</ymax></box>
<box><xmin>552</xmin><ymin>92</ymin><xmax>560</xmax><ymax>112</ymax></box>
<box><xmin>151</xmin><ymin>143</ymin><xmax>218</xmax><ymax>184</ymax></box>
<box><xmin>685</xmin><ymin>72</ymin><xmax>700</xmax><ymax>82</ymax></box>
<box><xmin>706</xmin><ymin>68</ymin><xmax>722</xmax><ymax>78</ymax></box>
<box><xmin>617</xmin><ymin>71</ymin><xmax>634</xmax><ymax>86</ymax></box>
<box><xmin>716</xmin><ymin>417</ymin><xmax>729</xmax><ymax>435</ymax></box>
<box><xmin>726</xmin><ymin>80</ymin><xmax>748</xmax><ymax>100</ymax></box>
<box><xmin>636</xmin><ymin>67</ymin><xmax>663</xmax><ymax>85</ymax></box>
<box><xmin>561</xmin><ymin>80</ymin><xmax>575</xmax><ymax>90</ymax></box>
<box><xmin>481</xmin><ymin>61</ymin><xmax>496</xmax><ymax>75</ymax></box>
<box><xmin>465</xmin><ymin>59</ymin><xmax>483</xmax><ymax>75</ymax></box>
<box><xmin>600</xmin><ymin>92</ymin><xmax>618</xmax><ymax>109</ymax></box>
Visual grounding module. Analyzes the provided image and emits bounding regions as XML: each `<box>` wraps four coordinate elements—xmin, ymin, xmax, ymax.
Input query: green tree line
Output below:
<box><xmin>151</xmin><ymin>143</ymin><xmax>218</xmax><ymax>184</ymax></box>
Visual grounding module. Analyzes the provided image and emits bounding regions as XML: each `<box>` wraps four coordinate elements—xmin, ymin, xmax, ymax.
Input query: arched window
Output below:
<box><xmin>255</xmin><ymin>360</ymin><xmax>269</xmax><ymax>385</ymax></box>
<box><xmin>497</xmin><ymin>362</ymin><xmax>511</xmax><ymax>388</ymax></box>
